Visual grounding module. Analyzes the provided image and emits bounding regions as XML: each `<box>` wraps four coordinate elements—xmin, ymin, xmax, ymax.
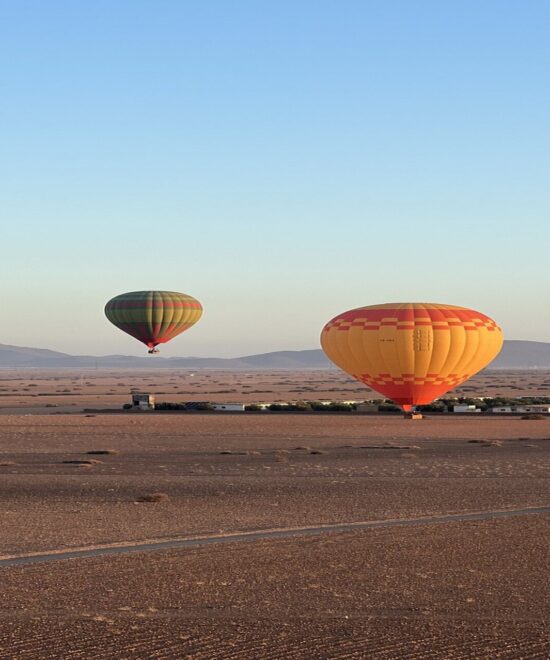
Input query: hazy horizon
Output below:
<box><xmin>0</xmin><ymin>336</ymin><xmax>548</xmax><ymax>361</ymax></box>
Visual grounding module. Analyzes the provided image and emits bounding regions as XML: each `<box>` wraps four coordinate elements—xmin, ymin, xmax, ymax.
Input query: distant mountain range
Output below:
<box><xmin>0</xmin><ymin>340</ymin><xmax>549</xmax><ymax>370</ymax></box>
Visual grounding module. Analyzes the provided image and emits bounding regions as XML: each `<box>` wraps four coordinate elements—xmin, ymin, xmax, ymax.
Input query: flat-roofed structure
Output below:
<box><xmin>131</xmin><ymin>393</ymin><xmax>155</xmax><ymax>410</ymax></box>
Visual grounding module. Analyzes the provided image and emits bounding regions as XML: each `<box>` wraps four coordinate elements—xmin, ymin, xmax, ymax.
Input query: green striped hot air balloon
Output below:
<box><xmin>105</xmin><ymin>290</ymin><xmax>203</xmax><ymax>353</ymax></box>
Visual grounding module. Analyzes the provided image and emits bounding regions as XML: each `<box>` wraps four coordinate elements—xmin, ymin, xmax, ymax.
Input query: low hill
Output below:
<box><xmin>490</xmin><ymin>340</ymin><xmax>550</xmax><ymax>369</ymax></box>
<box><xmin>0</xmin><ymin>340</ymin><xmax>548</xmax><ymax>370</ymax></box>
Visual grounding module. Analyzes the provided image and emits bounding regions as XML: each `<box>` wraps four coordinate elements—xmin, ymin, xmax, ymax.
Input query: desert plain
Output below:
<box><xmin>1</xmin><ymin>369</ymin><xmax>550</xmax><ymax>658</ymax></box>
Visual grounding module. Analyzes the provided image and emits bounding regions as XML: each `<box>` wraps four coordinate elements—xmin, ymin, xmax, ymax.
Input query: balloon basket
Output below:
<box><xmin>404</xmin><ymin>412</ymin><xmax>423</xmax><ymax>420</ymax></box>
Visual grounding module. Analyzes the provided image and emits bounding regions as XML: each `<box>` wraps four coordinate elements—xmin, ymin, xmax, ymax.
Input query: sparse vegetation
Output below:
<box><xmin>86</xmin><ymin>450</ymin><xmax>119</xmax><ymax>455</ymax></box>
<box><xmin>62</xmin><ymin>459</ymin><xmax>102</xmax><ymax>465</ymax></box>
<box><xmin>155</xmin><ymin>402</ymin><xmax>214</xmax><ymax>411</ymax></box>
<box><xmin>266</xmin><ymin>401</ymin><xmax>357</xmax><ymax>412</ymax></box>
<box><xmin>378</xmin><ymin>402</ymin><xmax>401</xmax><ymax>412</ymax></box>
<box><xmin>136</xmin><ymin>492</ymin><xmax>170</xmax><ymax>503</ymax></box>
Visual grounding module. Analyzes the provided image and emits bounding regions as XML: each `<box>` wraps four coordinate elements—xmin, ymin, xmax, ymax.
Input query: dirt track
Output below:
<box><xmin>2</xmin><ymin>505</ymin><xmax>549</xmax><ymax>568</ymax></box>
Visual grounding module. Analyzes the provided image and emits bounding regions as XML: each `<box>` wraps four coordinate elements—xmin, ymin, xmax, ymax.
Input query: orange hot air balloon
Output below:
<box><xmin>321</xmin><ymin>303</ymin><xmax>503</xmax><ymax>411</ymax></box>
<box><xmin>105</xmin><ymin>290</ymin><xmax>203</xmax><ymax>353</ymax></box>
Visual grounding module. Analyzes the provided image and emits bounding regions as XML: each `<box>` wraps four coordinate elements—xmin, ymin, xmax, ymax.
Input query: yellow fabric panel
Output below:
<box><xmin>320</xmin><ymin>302</ymin><xmax>504</xmax><ymax>406</ymax></box>
<box><xmin>439</xmin><ymin>323</ymin><xmax>467</xmax><ymax>377</ymax></box>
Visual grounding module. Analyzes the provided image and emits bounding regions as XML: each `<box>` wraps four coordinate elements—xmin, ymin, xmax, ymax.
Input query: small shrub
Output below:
<box><xmin>378</xmin><ymin>403</ymin><xmax>401</xmax><ymax>412</ymax></box>
<box><xmin>137</xmin><ymin>492</ymin><xmax>170</xmax><ymax>503</ymax></box>
<box><xmin>62</xmin><ymin>459</ymin><xmax>102</xmax><ymax>465</ymax></box>
<box><xmin>86</xmin><ymin>450</ymin><xmax>119</xmax><ymax>455</ymax></box>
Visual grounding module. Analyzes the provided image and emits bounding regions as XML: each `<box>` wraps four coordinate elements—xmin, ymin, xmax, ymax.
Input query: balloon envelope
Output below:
<box><xmin>321</xmin><ymin>302</ymin><xmax>503</xmax><ymax>411</ymax></box>
<box><xmin>105</xmin><ymin>290</ymin><xmax>203</xmax><ymax>352</ymax></box>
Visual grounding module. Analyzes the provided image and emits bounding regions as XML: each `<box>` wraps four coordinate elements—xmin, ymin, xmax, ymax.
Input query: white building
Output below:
<box><xmin>356</xmin><ymin>403</ymin><xmax>379</xmax><ymax>413</ymax></box>
<box><xmin>131</xmin><ymin>393</ymin><xmax>155</xmax><ymax>410</ymax></box>
<box><xmin>213</xmin><ymin>403</ymin><xmax>245</xmax><ymax>412</ymax></box>
<box><xmin>490</xmin><ymin>405</ymin><xmax>550</xmax><ymax>414</ymax></box>
<box><xmin>453</xmin><ymin>404</ymin><xmax>481</xmax><ymax>413</ymax></box>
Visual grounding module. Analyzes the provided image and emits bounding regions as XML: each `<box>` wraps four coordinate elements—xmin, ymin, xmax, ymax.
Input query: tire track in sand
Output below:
<box><xmin>1</xmin><ymin>505</ymin><xmax>549</xmax><ymax>569</ymax></box>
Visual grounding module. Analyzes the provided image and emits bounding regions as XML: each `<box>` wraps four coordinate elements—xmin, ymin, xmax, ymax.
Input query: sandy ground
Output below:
<box><xmin>0</xmin><ymin>368</ymin><xmax>548</xmax><ymax>413</ymax></box>
<box><xmin>1</xmin><ymin>372</ymin><xmax>550</xmax><ymax>657</ymax></box>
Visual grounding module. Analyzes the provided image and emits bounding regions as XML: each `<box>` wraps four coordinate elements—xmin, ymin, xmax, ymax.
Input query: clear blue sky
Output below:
<box><xmin>1</xmin><ymin>0</ymin><xmax>549</xmax><ymax>356</ymax></box>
